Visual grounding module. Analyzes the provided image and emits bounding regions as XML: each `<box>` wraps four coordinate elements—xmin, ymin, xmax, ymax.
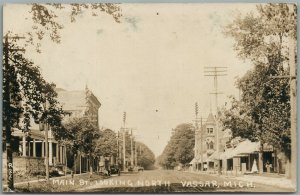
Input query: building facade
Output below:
<box><xmin>3</xmin><ymin>86</ymin><xmax>101</xmax><ymax>178</ymax></box>
<box><xmin>56</xmin><ymin>86</ymin><xmax>101</xmax><ymax>173</ymax></box>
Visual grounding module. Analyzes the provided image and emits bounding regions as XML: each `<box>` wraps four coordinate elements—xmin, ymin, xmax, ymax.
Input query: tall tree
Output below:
<box><xmin>5</xmin><ymin>3</ymin><xmax>122</xmax><ymax>52</ymax></box>
<box><xmin>136</xmin><ymin>142</ymin><xmax>156</xmax><ymax>170</ymax></box>
<box><xmin>94</xmin><ymin>129</ymin><xmax>117</xmax><ymax>158</ymax></box>
<box><xmin>222</xmin><ymin>3</ymin><xmax>296</xmax><ymax>175</ymax></box>
<box><xmin>3</xmin><ymin>39</ymin><xmax>65</xmax><ymax>191</ymax></box>
<box><xmin>59</xmin><ymin>117</ymin><xmax>100</xmax><ymax>175</ymax></box>
<box><xmin>158</xmin><ymin>123</ymin><xmax>195</xmax><ymax>169</ymax></box>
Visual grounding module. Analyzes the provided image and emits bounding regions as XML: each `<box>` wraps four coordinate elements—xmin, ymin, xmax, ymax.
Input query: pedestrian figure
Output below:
<box><xmin>265</xmin><ymin>161</ymin><xmax>272</xmax><ymax>173</ymax></box>
<box><xmin>251</xmin><ymin>159</ymin><xmax>258</xmax><ymax>173</ymax></box>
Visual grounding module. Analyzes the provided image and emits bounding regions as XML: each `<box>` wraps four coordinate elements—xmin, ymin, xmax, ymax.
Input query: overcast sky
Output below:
<box><xmin>4</xmin><ymin>3</ymin><xmax>257</xmax><ymax>157</ymax></box>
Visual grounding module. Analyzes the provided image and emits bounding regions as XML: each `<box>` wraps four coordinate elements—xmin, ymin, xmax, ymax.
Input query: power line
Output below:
<box><xmin>204</xmin><ymin>66</ymin><xmax>228</xmax><ymax>175</ymax></box>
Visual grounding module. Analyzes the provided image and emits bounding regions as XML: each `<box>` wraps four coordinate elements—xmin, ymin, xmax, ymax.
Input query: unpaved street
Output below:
<box><xmin>75</xmin><ymin>170</ymin><xmax>292</xmax><ymax>192</ymax></box>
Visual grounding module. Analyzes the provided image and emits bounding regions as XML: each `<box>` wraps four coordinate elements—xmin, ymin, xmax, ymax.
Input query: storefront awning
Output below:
<box><xmin>221</xmin><ymin>140</ymin><xmax>260</xmax><ymax>159</ymax></box>
<box><xmin>233</xmin><ymin>140</ymin><xmax>260</xmax><ymax>156</ymax></box>
<box><xmin>208</xmin><ymin>151</ymin><xmax>223</xmax><ymax>160</ymax></box>
<box><xmin>220</xmin><ymin>148</ymin><xmax>235</xmax><ymax>159</ymax></box>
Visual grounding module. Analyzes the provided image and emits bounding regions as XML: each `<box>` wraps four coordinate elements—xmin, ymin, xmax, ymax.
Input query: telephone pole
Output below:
<box><xmin>135</xmin><ymin>140</ymin><xmax>137</xmax><ymax>166</ymax></box>
<box><xmin>288</xmin><ymin>4</ymin><xmax>297</xmax><ymax>188</ymax></box>
<box><xmin>204</xmin><ymin>66</ymin><xmax>227</xmax><ymax>114</ymax></box>
<box><xmin>193</xmin><ymin>103</ymin><xmax>201</xmax><ymax>171</ymax></box>
<box><xmin>130</xmin><ymin>129</ymin><xmax>134</xmax><ymax>167</ymax></box>
<box><xmin>122</xmin><ymin>112</ymin><xmax>126</xmax><ymax>171</ymax></box>
<box><xmin>4</xmin><ymin>34</ymin><xmax>25</xmax><ymax>191</ymax></box>
<box><xmin>204</xmin><ymin>66</ymin><xmax>227</xmax><ymax>174</ymax></box>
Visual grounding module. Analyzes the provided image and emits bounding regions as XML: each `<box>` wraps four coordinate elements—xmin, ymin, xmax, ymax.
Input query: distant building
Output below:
<box><xmin>56</xmin><ymin>86</ymin><xmax>101</xmax><ymax>128</ymax></box>
<box><xmin>3</xmin><ymin>86</ymin><xmax>102</xmax><ymax>178</ymax></box>
<box><xmin>191</xmin><ymin>111</ymin><xmax>286</xmax><ymax>175</ymax></box>
<box><xmin>191</xmin><ymin>112</ymin><xmax>225</xmax><ymax>172</ymax></box>
<box><xmin>56</xmin><ymin>86</ymin><xmax>101</xmax><ymax>173</ymax></box>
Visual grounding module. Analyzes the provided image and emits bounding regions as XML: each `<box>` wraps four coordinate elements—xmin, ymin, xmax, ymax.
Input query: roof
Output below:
<box><xmin>56</xmin><ymin>90</ymin><xmax>87</xmax><ymax>111</ymax></box>
<box><xmin>206</xmin><ymin>113</ymin><xmax>215</xmax><ymax>124</ymax></box>
<box><xmin>220</xmin><ymin>139</ymin><xmax>260</xmax><ymax>159</ymax></box>
<box><xmin>233</xmin><ymin>140</ymin><xmax>260</xmax><ymax>156</ymax></box>
<box><xmin>190</xmin><ymin>152</ymin><xmax>213</xmax><ymax>164</ymax></box>
<box><xmin>208</xmin><ymin>151</ymin><xmax>223</xmax><ymax>160</ymax></box>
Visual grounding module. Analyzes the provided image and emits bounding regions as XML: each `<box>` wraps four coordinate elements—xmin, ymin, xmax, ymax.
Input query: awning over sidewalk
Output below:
<box><xmin>189</xmin><ymin>153</ymin><xmax>210</xmax><ymax>164</ymax></box>
<box><xmin>208</xmin><ymin>151</ymin><xmax>223</xmax><ymax>160</ymax></box>
<box><xmin>221</xmin><ymin>139</ymin><xmax>260</xmax><ymax>159</ymax></box>
<box><xmin>220</xmin><ymin>148</ymin><xmax>235</xmax><ymax>159</ymax></box>
<box><xmin>232</xmin><ymin>139</ymin><xmax>260</xmax><ymax>156</ymax></box>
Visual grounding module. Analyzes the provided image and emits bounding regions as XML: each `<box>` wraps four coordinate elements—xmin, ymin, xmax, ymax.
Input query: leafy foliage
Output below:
<box><xmin>221</xmin><ymin>3</ymin><xmax>295</xmax><ymax>158</ymax></box>
<box><xmin>3</xmin><ymin>39</ymin><xmax>65</xmax><ymax>135</ymax></box>
<box><xmin>158</xmin><ymin>123</ymin><xmax>195</xmax><ymax>169</ymax></box>
<box><xmin>11</xmin><ymin>3</ymin><xmax>122</xmax><ymax>52</ymax></box>
<box><xmin>136</xmin><ymin>142</ymin><xmax>156</xmax><ymax>170</ymax></box>
<box><xmin>59</xmin><ymin>117</ymin><xmax>100</xmax><ymax>156</ymax></box>
<box><xmin>94</xmin><ymin>129</ymin><xmax>117</xmax><ymax>158</ymax></box>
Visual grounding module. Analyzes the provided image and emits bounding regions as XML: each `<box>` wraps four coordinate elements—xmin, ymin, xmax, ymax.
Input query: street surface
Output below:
<box><xmin>75</xmin><ymin>170</ymin><xmax>292</xmax><ymax>192</ymax></box>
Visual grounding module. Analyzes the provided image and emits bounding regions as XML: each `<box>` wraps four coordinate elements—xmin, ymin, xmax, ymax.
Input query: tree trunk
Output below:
<box><xmin>79</xmin><ymin>153</ymin><xmax>82</xmax><ymax>174</ymax></box>
<box><xmin>89</xmin><ymin>155</ymin><xmax>93</xmax><ymax>177</ymax></box>
<box><xmin>258</xmin><ymin>148</ymin><xmax>263</xmax><ymax>174</ymax></box>
<box><xmin>6</xmin><ymin>127</ymin><xmax>14</xmax><ymax>191</ymax></box>
<box><xmin>74</xmin><ymin>154</ymin><xmax>76</xmax><ymax>175</ymax></box>
<box><xmin>285</xmin><ymin>157</ymin><xmax>291</xmax><ymax>179</ymax></box>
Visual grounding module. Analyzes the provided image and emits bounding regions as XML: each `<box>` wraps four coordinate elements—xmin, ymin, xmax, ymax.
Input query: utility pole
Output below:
<box><xmin>122</xmin><ymin>112</ymin><xmax>126</xmax><ymax>171</ymax></box>
<box><xmin>204</xmin><ymin>66</ymin><xmax>227</xmax><ymax>114</ymax></box>
<box><xmin>117</xmin><ymin>131</ymin><xmax>119</xmax><ymax>165</ymax></box>
<box><xmin>42</xmin><ymin>97</ymin><xmax>50</xmax><ymax>181</ymax></box>
<box><xmin>200</xmin><ymin>117</ymin><xmax>203</xmax><ymax>171</ymax></box>
<box><xmin>135</xmin><ymin>140</ymin><xmax>137</xmax><ymax>166</ymax></box>
<box><xmin>204</xmin><ymin>66</ymin><xmax>227</xmax><ymax>174</ymax></box>
<box><xmin>44</xmin><ymin>123</ymin><xmax>49</xmax><ymax>180</ymax></box>
<box><xmin>288</xmin><ymin>4</ymin><xmax>297</xmax><ymax>189</ymax></box>
<box><xmin>193</xmin><ymin>102</ymin><xmax>201</xmax><ymax>171</ymax></box>
<box><xmin>267</xmin><ymin>5</ymin><xmax>296</xmax><ymax>188</ymax></box>
<box><xmin>3</xmin><ymin>34</ymin><xmax>25</xmax><ymax>191</ymax></box>
<box><xmin>130</xmin><ymin>129</ymin><xmax>134</xmax><ymax>167</ymax></box>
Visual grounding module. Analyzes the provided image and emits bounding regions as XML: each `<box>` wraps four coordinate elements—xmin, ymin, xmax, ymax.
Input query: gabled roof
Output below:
<box><xmin>206</xmin><ymin>113</ymin><xmax>215</xmax><ymax>125</ymax></box>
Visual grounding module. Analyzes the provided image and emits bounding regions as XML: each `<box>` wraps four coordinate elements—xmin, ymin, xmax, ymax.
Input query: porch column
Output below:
<box><xmin>248</xmin><ymin>154</ymin><xmax>251</xmax><ymax>171</ymax></box>
<box><xmin>64</xmin><ymin>146</ymin><xmax>67</xmax><ymax>166</ymax></box>
<box><xmin>42</xmin><ymin>141</ymin><xmax>44</xmax><ymax>157</ymax></box>
<box><xmin>79</xmin><ymin>153</ymin><xmax>82</xmax><ymax>174</ymax></box>
<box><xmin>49</xmin><ymin>141</ymin><xmax>53</xmax><ymax>165</ymax></box>
<box><xmin>22</xmin><ymin>135</ymin><xmax>26</xmax><ymax>157</ymax></box>
<box><xmin>56</xmin><ymin>143</ymin><xmax>59</xmax><ymax>164</ymax></box>
<box><xmin>33</xmin><ymin>139</ymin><xmax>36</xmax><ymax>157</ymax></box>
<box><xmin>28</xmin><ymin>140</ymin><xmax>31</xmax><ymax>156</ymax></box>
<box><xmin>223</xmin><ymin>159</ymin><xmax>227</xmax><ymax>175</ymax></box>
<box><xmin>60</xmin><ymin>145</ymin><xmax>63</xmax><ymax>164</ymax></box>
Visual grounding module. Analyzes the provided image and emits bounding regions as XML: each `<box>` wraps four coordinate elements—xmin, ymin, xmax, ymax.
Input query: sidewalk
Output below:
<box><xmin>2</xmin><ymin>173</ymin><xmax>88</xmax><ymax>188</ymax></box>
<box><xmin>230</xmin><ymin>174</ymin><xmax>294</xmax><ymax>189</ymax></box>
<box><xmin>188</xmin><ymin>170</ymin><xmax>294</xmax><ymax>190</ymax></box>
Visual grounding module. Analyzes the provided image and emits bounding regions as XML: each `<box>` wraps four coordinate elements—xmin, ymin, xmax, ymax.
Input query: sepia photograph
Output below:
<box><xmin>2</xmin><ymin>2</ymin><xmax>297</xmax><ymax>193</ymax></box>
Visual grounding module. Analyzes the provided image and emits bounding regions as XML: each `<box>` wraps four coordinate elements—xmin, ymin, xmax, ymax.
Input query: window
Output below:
<box><xmin>207</xmin><ymin>128</ymin><xmax>214</xmax><ymax>134</ymax></box>
<box><xmin>207</xmin><ymin>141</ymin><xmax>214</xmax><ymax>150</ymax></box>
